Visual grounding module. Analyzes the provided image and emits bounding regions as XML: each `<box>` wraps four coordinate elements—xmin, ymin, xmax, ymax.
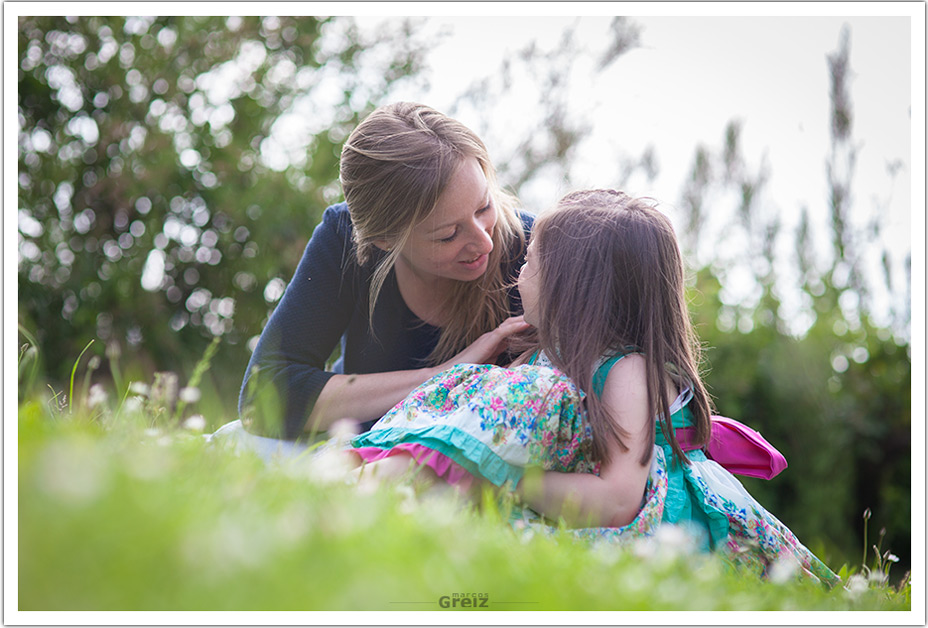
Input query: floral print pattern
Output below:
<box><xmin>350</xmin><ymin>358</ymin><xmax>839</xmax><ymax>587</ymax></box>
<box><xmin>351</xmin><ymin>363</ymin><xmax>597</xmax><ymax>486</ymax></box>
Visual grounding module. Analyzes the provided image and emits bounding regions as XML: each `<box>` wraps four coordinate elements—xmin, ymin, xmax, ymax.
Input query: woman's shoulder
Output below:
<box><xmin>309</xmin><ymin>202</ymin><xmax>366</xmax><ymax>262</ymax></box>
<box><xmin>318</xmin><ymin>202</ymin><xmax>354</xmax><ymax>236</ymax></box>
<box><xmin>292</xmin><ymin>202</ymin><xmax>368</xmax><ymax>284</ymax></box>
<box><xmin>517</xmin><ymin>209</ymin><xmax>535</xmax><ymax>233</ymax></box>
<box><xmin>500</xmin><ymin>209</ymin><xmax>535</xmax><ymax>275</ymax></box>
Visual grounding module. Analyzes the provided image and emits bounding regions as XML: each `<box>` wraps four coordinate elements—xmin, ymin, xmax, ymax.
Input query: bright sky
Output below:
<box><xmin>369</xmin><ymin>9</ymin><xmax>919</xmax><ymax>337</ymax></box>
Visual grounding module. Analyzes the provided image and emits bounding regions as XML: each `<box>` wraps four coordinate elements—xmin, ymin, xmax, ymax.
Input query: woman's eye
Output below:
<box><xmin>477</xmin><ymin>202</ymin><xmax>491</xmax><ymax>214</ymax></box>
<box><xmin>439</xmin><ymin>231</ymin><xmax>457</xmax><ymax>243</ymax></box>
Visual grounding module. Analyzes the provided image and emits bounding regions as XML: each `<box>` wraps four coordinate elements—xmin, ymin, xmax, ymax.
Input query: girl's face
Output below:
<box><xmin>518</xmin><ymin>239</ymin><xmax>541</xmax><ymax>327</ymax></box>
<box><xmin>393</xmin><ymin>157</ymin><xmax>497</xmax><ymax>284</ymax></box>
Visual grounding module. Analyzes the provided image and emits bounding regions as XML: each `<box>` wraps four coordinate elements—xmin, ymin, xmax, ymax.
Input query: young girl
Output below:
<box><xmin>349</xmin><ymin>189</ymin><xmax>839</xmax><ymax>585</ymax></box>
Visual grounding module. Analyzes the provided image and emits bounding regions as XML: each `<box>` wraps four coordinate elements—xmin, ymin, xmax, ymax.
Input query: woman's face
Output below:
<box><xmin>517</xmin><ymin>239</ymin><xmax>541</xmax><ymax>327</ymax></box>
<box><xmin>395</xmin><ymin>157</ymin><xmax>497</xmax><ymax>284</ymax></box>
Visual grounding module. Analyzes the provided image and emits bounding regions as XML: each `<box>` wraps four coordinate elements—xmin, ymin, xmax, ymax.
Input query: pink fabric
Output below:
<box><xmin>676</xmin><ymin>415</ymin><xmax>788</xmax><ymax>480</ymax></box>
<box><xmin>353</xmin><ymin>416</ymin><xmax>786</xmax><ymax>485</ymax></box>
<box><xmin>352</xmin><ymin>444</ymin><xmax>476</xmax><ymax>490</ymax></box>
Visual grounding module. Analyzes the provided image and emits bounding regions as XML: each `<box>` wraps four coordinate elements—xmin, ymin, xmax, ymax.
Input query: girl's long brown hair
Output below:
<box><xmin>339</xmin><ymin>102</ymin><xmax>525</xmax><ymax>364</ymax></box>
<box><xmin>525</xmin><ymin>189</ymin><xmax>712</xmax><ymax>466</ymax></box>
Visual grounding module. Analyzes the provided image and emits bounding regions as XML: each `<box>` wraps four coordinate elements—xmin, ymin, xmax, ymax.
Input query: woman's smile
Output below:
<box><xmin>459</xmin><ymin>253</ymin><xmax>489</xmax><ymax>272</ymax></box>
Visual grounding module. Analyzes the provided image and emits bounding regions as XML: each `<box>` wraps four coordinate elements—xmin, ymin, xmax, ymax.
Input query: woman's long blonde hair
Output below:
<box><xmin>339</xmin><ymin>102</ymin><xmax>525</xmax><ymax>364</ymax></box>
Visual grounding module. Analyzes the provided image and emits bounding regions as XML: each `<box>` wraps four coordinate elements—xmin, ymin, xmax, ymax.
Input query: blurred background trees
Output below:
<box><xmin>18</xmin><ymin>16</ymin><xmax>910</xmax><ymax>579</ymax></box>
<box><xmin>17</xmin><ymin>16</ymin><xmax>432</xmax><ymax>402</ymax></box>
<box><xmin>674</xmin><ymin>26</ymin><xmax>910</xmax><ymax>577</ymax></box>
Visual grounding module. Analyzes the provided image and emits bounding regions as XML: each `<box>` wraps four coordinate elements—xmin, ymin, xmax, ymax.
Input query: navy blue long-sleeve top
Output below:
<box><xmin>239</xmin><ymin>203</ymin><xmax>535</xmax><ymax>439</ymax></box>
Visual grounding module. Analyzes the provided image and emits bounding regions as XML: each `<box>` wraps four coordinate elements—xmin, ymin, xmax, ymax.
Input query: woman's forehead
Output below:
<box><xmin>419</xmin><ymin>157</ymin><xmax>488</xmax><ymax>230</ymax></box>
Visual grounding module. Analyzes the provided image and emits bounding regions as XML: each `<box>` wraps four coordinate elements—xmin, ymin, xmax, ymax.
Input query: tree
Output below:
<box><xmin>677</xmin><ymin>25</ymin><xmax>910</xmax><ymax>577</ymax></box>
<box><xmin>18</xmin><ymin>16</ymin><xmax>431</xmax><ymax>404</ymax></box>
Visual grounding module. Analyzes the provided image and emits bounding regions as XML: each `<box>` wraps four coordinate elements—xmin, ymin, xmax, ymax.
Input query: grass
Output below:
<box><xmin>14</xmin><ymin>342</ymin><xmax>913</xmax><ymax>614</ymax></box>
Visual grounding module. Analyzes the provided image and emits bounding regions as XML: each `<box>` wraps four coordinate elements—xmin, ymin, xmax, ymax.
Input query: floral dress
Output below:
<box><xmin>351</xmin><ymin>361</ymin><xmax>597</xmax><ymax>488</ymax></box>
<box><xmin>349</xmin><ymin>352</ymin><xmax>840</xmax><ymax>587</ymax></box>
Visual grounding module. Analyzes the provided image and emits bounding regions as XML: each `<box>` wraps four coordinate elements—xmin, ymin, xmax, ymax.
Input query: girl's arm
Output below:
<box><xmin>515</xmin><ymin>354</ymin><xmax>653</xmax><ymax>528</ymax></box>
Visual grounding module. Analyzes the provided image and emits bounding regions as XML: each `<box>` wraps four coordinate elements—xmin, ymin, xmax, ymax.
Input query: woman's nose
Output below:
<box><xmin>468</xmin><ymin>221</ymin><xmax>494</xmax><ymax>255</ymax></box>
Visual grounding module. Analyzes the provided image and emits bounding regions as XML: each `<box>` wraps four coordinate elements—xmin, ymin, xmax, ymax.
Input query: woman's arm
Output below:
<box><xmin>239</xmin><ymin>205</ymin><xmax>360</xmax><ymax>438</ymax></box>
<box><xmin>515</xmin><ymin>354</ymin><xmax>653</xmax><ymax>528</ymax></box>
<box><xmin>307</xmin><ymin>315</ymin><xmax>530</xmax><ymax>431</ymax></box>
<box><xmin>241</xmin><ymin>204</ymin><xmax>532</xmax><ymax>439</ymax></box>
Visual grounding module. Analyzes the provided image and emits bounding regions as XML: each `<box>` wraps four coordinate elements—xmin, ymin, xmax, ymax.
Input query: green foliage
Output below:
<box><xmin>17</xmin><ymin>400</ymin><xmax>910</xmax><ymax>612</ymax></box>
<box><xmin>171</xmin><ymin>336</ymin><xmax>219</xmax><ymax>423</ymax></box>
<box><xmin>690</xmin><ymin>269</ymin><xmax>910</xmax><ymax>580</ymax></box>
<box><xmin>17</xmin><ymin>16</ymin><xmax>911</xmax><ymax>605</ymax></box>
<box><xmin>17</xmin><ymin>16</ymin><xmax>430</xmax><ymax>412</ymax></box>
<box><xmin>677</xmin><ymin>27</ymin><xmax>910</xmax><ymax>584</ymax></box>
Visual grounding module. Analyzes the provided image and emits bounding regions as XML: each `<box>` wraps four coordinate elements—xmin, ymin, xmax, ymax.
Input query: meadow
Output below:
<box><xmin>15</xmin><ymin>15</ymin><xmax>915</xmax><ymax>619</ymax></box>
<box><xmin>15</xmin><ymin>342</ymin><xmax>910</xmax><ymax>614</ymax></box>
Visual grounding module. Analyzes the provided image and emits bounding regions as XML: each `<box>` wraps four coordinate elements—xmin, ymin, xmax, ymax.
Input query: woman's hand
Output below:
<box><xmin>439</xmin><ymin>315</ymin><xmax>531</xmax><ymax>370</ymax></box>
<box><xmin>309</xmin><ymin>317</ymin><xmax>529</xmax><ymax>433</ymax></box>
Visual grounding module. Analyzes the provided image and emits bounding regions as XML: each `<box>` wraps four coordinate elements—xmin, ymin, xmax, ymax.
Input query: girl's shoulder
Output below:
<box><xmin>592</xmin><ymin>347</ymin><xmax>642</xmax><ymax>397</ymax></box>
<box><xmin>594</xmin><ymin>353</ymin><xmax>651</xmax><ymax>438</ymax></box>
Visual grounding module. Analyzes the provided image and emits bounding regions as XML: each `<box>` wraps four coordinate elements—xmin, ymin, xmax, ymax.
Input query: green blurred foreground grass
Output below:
<box><xmin>18</xmin><ymin>400</ymin><xmax>910</xmax><ymax>612</ymax></box>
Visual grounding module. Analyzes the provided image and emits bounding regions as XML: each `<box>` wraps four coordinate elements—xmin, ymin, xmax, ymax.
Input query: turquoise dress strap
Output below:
<box><xmin>591</xmin><ymin>347</ymin><xmax>640</xmax><ymax>398</ymax></box>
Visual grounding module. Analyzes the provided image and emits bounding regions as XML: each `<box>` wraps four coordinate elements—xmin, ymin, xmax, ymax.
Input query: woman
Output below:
<box><xmin>235</xmin><ymin>102</ymin><xmax>533</xmax><ymax>444</ymax></box>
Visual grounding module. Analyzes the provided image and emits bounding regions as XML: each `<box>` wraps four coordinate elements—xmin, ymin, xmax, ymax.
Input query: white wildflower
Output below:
<box><xmin>303</xmin><ymin>448</ymin><xmax>355</xmax><ymax>485</ymax></box>
<box><xmin>654</xmin><ymin>523</ymin><xmax>694</xmax><ymax>549</ymax></box>
<box><xmin>518</xmin><ymin>525</ymin><xmax>535</xmax><ymax>545</ymax></box>
<box><xmin>274</xmin><ymin>504</ymin><xmax>312</xmax><ymax>543</ymax></box>
<box><xmin>844</xmin><ymin>574</ymin><xmax>869</xmax><ymax>599</ymax></box>
<box><xmin>123</xmin><ymin>396</ymin><xmax>143</xmax><ymax>414</ymax></box>
<box><xmin>125</xmin><ymin>444</ymin><xmax>176</xmax><ymax>480</ymax></box>
<box><xmin>35</xmin><ymin>439</ymin><xmax>109</xmax><ymax>505</ymax></box>
<box><xmin>181</xmin><ymin>514</ymin><xmax>273</xmax><ymax>571</ymax></box>
<box><xmin>394</xmin><ymin>484</ymin><xmax>418</xmax><ymax>514</ymax></box>
<box><xmin>591</xmin><ymin>540</ymin><xmax>622</xmax><ymax>566</ymax></box>
<box><xmin>178</xmin><ymin>386</ymin><xmax>201</xmax><ymax>404</ymax></box>
<box><xmin>328</xmin><ymin>418</ymin><xmax>360</xmax><ymax>446</ymax></box>
<box><xmin>631</xmin><ymin>535</ymin><xmax>656</xmax><ymax>559</ymax></box>
<box><xmin>633</xmin><ymin>524</ymin><xmax>699</xmax><ymax>564</ymax></box>
<box><xmin>867</xmin><ymin>569</ymin><xmax>888</xmax><ymax>586</ymax></box>
<box><xmin>128</xmin><ymin>381</ymin><xmax>150</xmax><ymax>396</ymax></box>
<box><xmin>768</xmin><ymin>555</ymin><xmax>800</xmax><ymax>584</ymax></box>
<box><xmin>87</xmin><ymin>383</ymin><xmax>109</xmax><ymax>409</ymax></box>
<box><xmin>353</xmin><ymin>466</ymin><xmax>380</xmax><ymax>495</ymax></box>
<box><xmin>182</xmin><ymin>414</ymin><xmax>207</xmax><ymax>432</ymax></box>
